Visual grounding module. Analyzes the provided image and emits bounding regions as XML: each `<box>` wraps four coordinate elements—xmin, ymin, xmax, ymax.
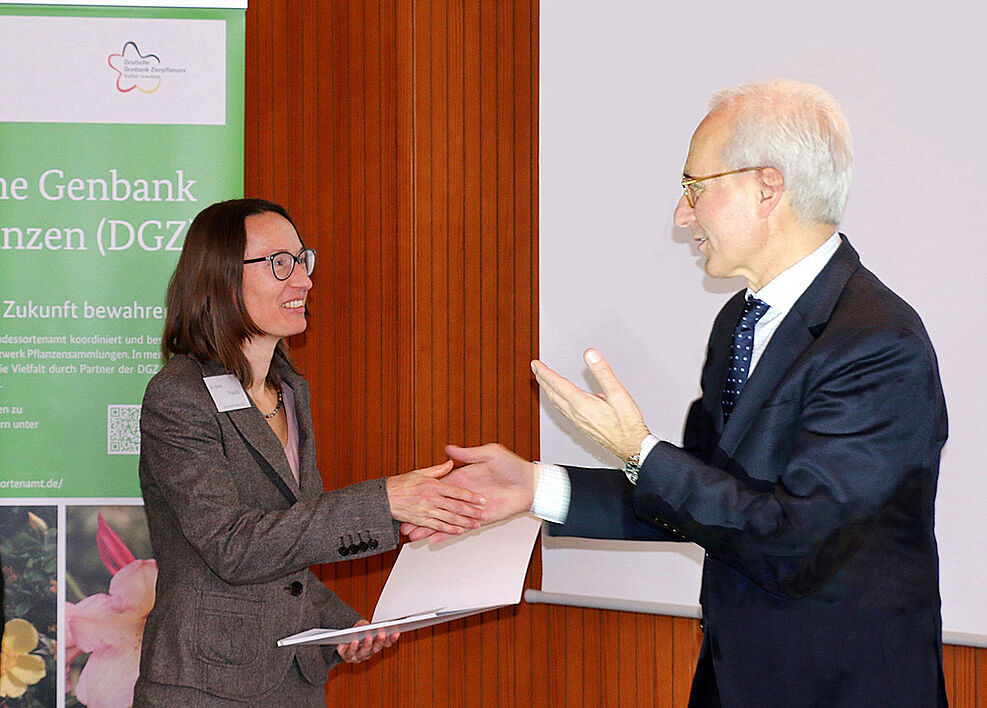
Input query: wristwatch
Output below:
<box><xmin>623</xmin><ymin>453</ymin><xmax>641</xmax><ymax>485</ymax></box>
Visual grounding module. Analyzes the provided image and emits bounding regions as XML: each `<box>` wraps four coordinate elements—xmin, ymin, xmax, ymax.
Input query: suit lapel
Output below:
<box><xmin>195</xmin><ymin>357</ymin><xmax>301</xmax><ymax>500</ymax></box>
<box><xmin>705</xmin><ymin>291</ymin><xmax>747</xmax><ymax>430</ymax></box>
<box><xmin>716</xmin><ymin>236</ymin><xmax>861</xmax><ymax>456</ymax></box>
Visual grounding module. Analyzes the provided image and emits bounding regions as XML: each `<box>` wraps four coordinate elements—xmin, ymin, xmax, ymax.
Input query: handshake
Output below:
<box><xmin>386</xmin><ymin>350</ymin><xmax>651</xmax><ymax>542</ymax></box>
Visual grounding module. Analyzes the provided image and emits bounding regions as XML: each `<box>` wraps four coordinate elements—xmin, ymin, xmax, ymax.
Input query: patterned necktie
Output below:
<box><xmin>721</xmin><ymin>296</ymin><xmax>770</xmax><ymax>422</ymax></box>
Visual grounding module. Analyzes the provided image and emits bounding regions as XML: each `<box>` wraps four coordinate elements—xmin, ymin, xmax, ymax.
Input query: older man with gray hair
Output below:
<box><xmin>409</xmin><ymin>79</ymin><xmax>948</xmax><ymax>707</ymax></box>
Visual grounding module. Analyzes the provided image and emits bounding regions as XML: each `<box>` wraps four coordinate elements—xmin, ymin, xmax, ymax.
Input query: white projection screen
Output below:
<box><xmin>534</xmin><ymin>1</ymin><xmax>987</xmax><ymax>647</ymax></box>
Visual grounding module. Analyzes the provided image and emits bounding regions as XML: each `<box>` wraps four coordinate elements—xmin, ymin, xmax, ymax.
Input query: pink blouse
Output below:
<box><xmin>280</xmin><ymin>383</ymin><xmax>300</xmax><ymax>485</ymax></box>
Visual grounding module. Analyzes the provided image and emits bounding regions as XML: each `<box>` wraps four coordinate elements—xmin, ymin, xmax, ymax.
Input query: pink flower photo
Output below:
<box><xmin>64</xmin><ymin>507</ymin><xmax>154</xmax><ymax>708</ymax></box>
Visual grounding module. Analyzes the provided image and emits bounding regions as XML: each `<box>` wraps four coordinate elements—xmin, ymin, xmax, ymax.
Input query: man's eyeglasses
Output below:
<box><xmin>681</xmin><ymin>167</ymin><xmax>763</xmax><ymax>208</ymax></box>
<box><xmin>243</xmin><ymin>248</ymin><xmax>316</xmax><ymax>281</ymax></box>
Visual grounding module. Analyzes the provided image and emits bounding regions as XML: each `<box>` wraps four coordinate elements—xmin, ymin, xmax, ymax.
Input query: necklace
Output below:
<box><xmin>263</xmin><ymin>389</ymin><xmax>283</xmax><ymax>419</ymax></box>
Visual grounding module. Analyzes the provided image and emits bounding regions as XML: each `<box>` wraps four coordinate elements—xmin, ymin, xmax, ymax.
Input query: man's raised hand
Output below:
<box><xmin>530</xmin><ymin>348</ymin><xmax>650</xmax><ymax>461</ymax></box>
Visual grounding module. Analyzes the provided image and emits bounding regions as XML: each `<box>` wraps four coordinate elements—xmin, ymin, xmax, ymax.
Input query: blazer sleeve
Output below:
<box><xmin>139</xmin><ymin>368</ymin><xmax>398</xmax><ymax>586</ymax></box>
<box><xmin>630</xmin><ymin>323</ymin><xmax>946</xmax><ymax>597</ymax></box>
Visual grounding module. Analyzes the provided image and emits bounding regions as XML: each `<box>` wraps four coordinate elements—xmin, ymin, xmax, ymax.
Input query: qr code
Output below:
<box><xmin>107</xmin><ymin>405</ymin><xmax>141</xmax><ymax>455</ymax></box>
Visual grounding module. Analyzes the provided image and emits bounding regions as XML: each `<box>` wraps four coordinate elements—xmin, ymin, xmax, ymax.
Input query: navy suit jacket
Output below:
<box><xmin>550</xmin><ymin>237</ymin><xmax>948</xmax><ymax>707</ymax></box>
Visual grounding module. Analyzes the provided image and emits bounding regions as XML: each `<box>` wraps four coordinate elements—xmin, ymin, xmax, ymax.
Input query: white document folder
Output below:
<box><xmin>278</xmin><ymin>513</ymin><xmax>542</xmax><ymax>646</ymax></box>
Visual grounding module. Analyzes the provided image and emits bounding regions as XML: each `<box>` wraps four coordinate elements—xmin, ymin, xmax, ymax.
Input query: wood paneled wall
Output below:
<box><xmin>244</xmin><ymin>1</ymin><xmax>986</xmax><ymax>705</ymax></box>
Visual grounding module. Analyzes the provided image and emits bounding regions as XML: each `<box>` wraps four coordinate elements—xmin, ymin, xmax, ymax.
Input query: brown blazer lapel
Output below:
<box><xmin>226</xmin><ymin>407</ymin><xmax>301</xmax><ymax>498</ymax></box>
<box><xmin>194</xmin><ymin>358</ymin><xmax>301</xmax><ymax>501</ymax></box>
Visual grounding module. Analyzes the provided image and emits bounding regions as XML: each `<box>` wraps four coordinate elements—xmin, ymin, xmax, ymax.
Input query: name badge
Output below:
<box><xmin>203</xmin><ymin>374</ymin><xmax>252</xmax><ymax>412</ymax></box>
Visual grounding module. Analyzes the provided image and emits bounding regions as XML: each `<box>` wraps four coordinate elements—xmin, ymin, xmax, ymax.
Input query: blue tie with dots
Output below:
<box><xmin>722</xmin><ymin>296</ymin><xmax>770</xmax><ymax>422</ymax></box>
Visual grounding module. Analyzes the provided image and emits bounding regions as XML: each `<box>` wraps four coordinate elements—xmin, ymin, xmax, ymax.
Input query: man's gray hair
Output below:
<box><xmin>710</xmin><ymin>79</ymin><xmax>853</xmax><ymax>225</ymax></box>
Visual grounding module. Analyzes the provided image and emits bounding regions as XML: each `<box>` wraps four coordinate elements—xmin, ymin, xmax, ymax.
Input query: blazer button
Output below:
<box><xmin>338</xmin><ymin>546</ymin><xmax>349</xmax><ymax>556</ymax></box>
<box><xmin>286</xmin><ymin>581</ymin><xmax>303</xmax><ymax>596</ymax></box>
<box><xmin>359</xmin><ymin>541</ymin><xmax>369</xmax><ymax>552</ymax></box>
<box><xmin>368</xmin><ymin>539</ymin><xmax>379</xmax><ymax>550</ymax></box>
<box><xmin>348</xmin><ymin>543</ymin><xmax>359</xmax><ymax>555</ymax></box>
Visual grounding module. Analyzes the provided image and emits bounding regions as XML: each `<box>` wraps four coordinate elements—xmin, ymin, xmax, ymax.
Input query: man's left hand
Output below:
<box><xmin>531</xmin><ymin>348</ymin><xmax>650</xmax><ymax>461</ymax></box>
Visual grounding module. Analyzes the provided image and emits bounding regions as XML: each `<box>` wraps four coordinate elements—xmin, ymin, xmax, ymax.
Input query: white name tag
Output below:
<box><xmin>203</xmin><ymin>374</ymin><xmax>252</xmax><ymax>412</ymax></box>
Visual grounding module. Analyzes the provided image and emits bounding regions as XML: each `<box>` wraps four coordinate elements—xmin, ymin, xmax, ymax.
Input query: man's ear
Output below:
<box><xmin>756</xmin><ymin>166</ymin><xmax>785</xmax><ymax>215</ymax></box>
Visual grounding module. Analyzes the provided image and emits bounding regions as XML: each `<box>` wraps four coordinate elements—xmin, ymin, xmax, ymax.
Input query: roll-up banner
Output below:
<box><xmin>0</xmin><ymin>3</ymin><xmax>244</xmax><ymax>705</ymax></box>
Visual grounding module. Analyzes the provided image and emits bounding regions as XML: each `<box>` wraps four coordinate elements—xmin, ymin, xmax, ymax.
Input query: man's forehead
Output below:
<box><xmin>683</xmin><ymin>111</ymin><xmax>732</xmax><ymax>175</ymax></box>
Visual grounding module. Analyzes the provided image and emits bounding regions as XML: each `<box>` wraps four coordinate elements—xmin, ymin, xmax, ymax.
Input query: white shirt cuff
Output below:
<box><xmin>531</xmin><ymin>462</ymin><xmax>570</xmax><ymax>524</ymax></box>
<box><xmin>640</xmin><ymin>434</ymin><xmax>660</xmax><ymax>462</ymax></box>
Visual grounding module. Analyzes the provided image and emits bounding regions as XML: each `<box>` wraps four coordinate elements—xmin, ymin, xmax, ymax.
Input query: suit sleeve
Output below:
<box><xmin>139</xmin><ymin>370</ymin><xmax>399</xmax><ymax>586</ymax></box>
<box><xmin>547</xmin><ymin>378</ymin><xmax>709</xmax><ymax>543</ymax></box>
<box><xmin>630</xmin><ymin>324</ymin><xmax>946</xmax><ymax>597</ymax></box>
<box><xmin>547</xmin><ymin>466</ymin><xmax>685</xmax><ymax>542</ymax></box>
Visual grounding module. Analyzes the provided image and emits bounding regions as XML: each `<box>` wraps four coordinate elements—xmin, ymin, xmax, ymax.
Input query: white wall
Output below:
<box><xmin>538</xmin><ymin>0</ymin><xmax>987</xmax><ymax>646</ymax></box>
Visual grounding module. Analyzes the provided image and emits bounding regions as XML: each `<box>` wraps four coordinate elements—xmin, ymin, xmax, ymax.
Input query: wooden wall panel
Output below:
<box><xmin>244</xmin><ymin>1</ymin><xmax>987</xmax><ymax>705</ymax></box>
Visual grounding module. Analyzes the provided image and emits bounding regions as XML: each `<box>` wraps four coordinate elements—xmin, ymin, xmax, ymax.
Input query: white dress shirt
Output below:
<box><xmin>531</xmin><ymin>232</ymin><xmax>842</xmax><ymax>524</ymax></box>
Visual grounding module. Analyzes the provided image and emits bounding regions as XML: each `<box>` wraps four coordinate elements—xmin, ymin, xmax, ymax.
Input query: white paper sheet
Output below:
<box><xmin>277</xmin><ymin>607</ymin><xmax>502</xmax><ymax>646</ymax></box>
<box><xmin>278</xmin><ymin>513</ymin><xmax>542</xmax><ymax>646</ymax></box>
<box><xmin>372</xmin><ymin>513</ymin><xmax>542</xmax><ymax>621</ymax></box>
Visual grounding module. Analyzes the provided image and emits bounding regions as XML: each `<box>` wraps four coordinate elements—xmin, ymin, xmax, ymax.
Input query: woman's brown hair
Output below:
<box><xmin>162</xmin><ymin>198</ymin><xmax>301</xmax><ymax>389</ymax></box>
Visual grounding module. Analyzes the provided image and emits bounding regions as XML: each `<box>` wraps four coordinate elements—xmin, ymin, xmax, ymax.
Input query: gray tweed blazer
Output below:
<box><xmin>137</xmin><ymin>352</ymin><xmax>397</xmax><ymax>701</ymax></box>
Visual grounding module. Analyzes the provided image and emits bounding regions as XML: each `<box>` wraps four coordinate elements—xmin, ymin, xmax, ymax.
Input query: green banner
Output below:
<box><xmin>0</xmin><ymin>5</ymin><xmax>245</xmax><ymax>499</ymax></box>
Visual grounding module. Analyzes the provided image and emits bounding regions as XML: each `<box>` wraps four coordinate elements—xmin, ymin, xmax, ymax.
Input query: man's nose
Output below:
<box><xmin>674</xmin><ymin>193</ymin><xmax>695</xmax><ymax>227</ymax></box>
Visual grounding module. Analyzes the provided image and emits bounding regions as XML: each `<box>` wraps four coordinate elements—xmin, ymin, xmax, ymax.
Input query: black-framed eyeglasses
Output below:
<box><xmin>681</xmin><ymin>167</ymin><xmax>764</xmax><ymax>208</ymax></box>
<box><xmin>243</xmin><ymin>247</ymin><xmax>316</xmax><ymax>281</ymax></box>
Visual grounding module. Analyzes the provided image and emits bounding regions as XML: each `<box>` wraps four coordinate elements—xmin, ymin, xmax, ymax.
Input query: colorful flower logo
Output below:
<box><xmin>107</xmin><ymin>41</ymin><xmax>161</xmax><ymax>94</ymax></box>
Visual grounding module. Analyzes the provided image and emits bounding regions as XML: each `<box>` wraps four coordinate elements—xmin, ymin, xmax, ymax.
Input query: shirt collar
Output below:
<box><xmin>747</xmin><ymin>231</ymin><xmax>841</xmax><ymax>314</ymax></box>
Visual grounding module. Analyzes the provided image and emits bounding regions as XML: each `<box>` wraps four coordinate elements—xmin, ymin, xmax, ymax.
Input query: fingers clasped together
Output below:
<box><xmin>401</xmin><ymin>443</ymin><xmax>539</xmax><ymax>543</ymax></box>
<box><xmin>385</xmin><ymin>460</ymin><xmax>487</xmax><ymax>536</ymax></box>
<box><xmin>391</xmin><ymin>348</ymin><xmax>649</xmax><ymax>544</ymax></box>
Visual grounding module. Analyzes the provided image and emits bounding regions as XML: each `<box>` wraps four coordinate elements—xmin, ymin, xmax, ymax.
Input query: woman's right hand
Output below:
<box><xmin>385</xmin><ymin>460</ymin><xmax>486</xmax><ymax>536</ymax></box>
<box><xmin>400</xmin><ymin>443</ymin><xmax>538</xmax><ymax>543</ymax></box>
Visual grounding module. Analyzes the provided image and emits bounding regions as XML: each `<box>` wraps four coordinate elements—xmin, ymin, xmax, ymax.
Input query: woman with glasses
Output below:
<box><xmin>134</xmin><ymin>199</ymin><xmax>485</xmax><ymax>706</ymax></box>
